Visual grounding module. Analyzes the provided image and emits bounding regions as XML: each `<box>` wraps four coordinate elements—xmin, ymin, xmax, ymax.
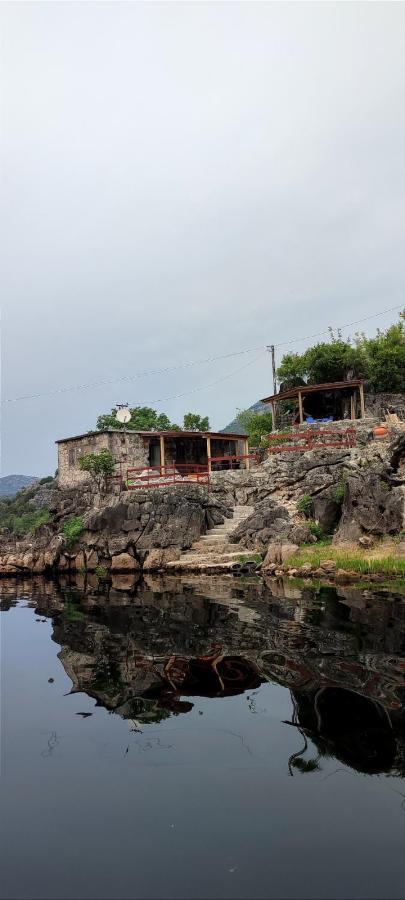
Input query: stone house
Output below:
<box><xmin>56</xmin><ymin>429</ymin><xmax>250</xmax><ymax>488</ymax></box>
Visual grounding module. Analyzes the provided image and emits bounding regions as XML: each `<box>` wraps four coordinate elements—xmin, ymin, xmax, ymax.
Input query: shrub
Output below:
<box><xmin>297</xmin><ymin>494</ymin><xmax>314</xmax><ymax>518</ymax></box>
<box><xmin>333</xmin><ymin>479</ymin><xmax>346</xmax><ymax>505</ymax></box>
<box><xmin>7</xmin><ymin>508</ymin><xmax>50</xmax><ymax>536</ymax></box>
<box><xmin>94</xmin><ymin>565</ymin><xmax>108</xmax><ymax>578</ymax></box>
<box><xmin>63</xmin><ymin>516</ymin><xmax>84</xmax><ymax>549</ymax></box>
<box><xmin>308</xmin><ymin>521</ymin><xmax>324</xmax><ymax>541</ymax></box>
<box><xmin>39</xmin><ymin>476</ymin><xmax>54</xmax><ymax>485</ymax></box>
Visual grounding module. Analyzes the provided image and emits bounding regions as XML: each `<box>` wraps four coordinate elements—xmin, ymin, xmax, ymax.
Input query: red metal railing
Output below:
<box><xmin>126</xmin><ymin>463</ymin><xmax>210</xmax><ymax>490</ymax></box>
<box><xmin>209</xmin><ymin>453</ymin><xmax>258</xmax><ymax>471</ymax></box>
<box><xmin>267</xmin><ymin>428</ymin><xmax>357</xmax><ymax>454</ymax></box>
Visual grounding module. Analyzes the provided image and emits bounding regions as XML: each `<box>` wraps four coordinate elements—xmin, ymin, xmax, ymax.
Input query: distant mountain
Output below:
<box><xmin>0</xmin><ymin>475</ymin><xmax>38</xmax><ymax>498</ymax></box>
<box><xmin>221</xmin><ymin>400</ymin><xmax>268</xmax><ymax>434</ymax></box>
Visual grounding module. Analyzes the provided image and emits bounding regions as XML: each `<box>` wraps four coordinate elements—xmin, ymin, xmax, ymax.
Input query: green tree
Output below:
<box><xmin>96</xmin><ymin>406</ymin><xmax>179</xmax><ymax>432</ymax></box>
<box><xmin>356</xmin><ymin>320</ymin><xmax>405</xmax><ymax>391</ymax></box>
<box><xmin>277</xmin><ymin>341</ymin><xmax>368</xmax><ymax>387</ymax></box>
<box><xmin>237</xmin><ymin>409</ymin><xmax>273</xmax><ymax>448</ymax></box>
<box><xmin>182</xmin><ymin>413</ymin><xmax>210</xmax><ymax>431</ymax></box>
<box><xmin>79</xmin><ymin>449</ymin><xmax>115</xmax><ymax>492</ymax></box>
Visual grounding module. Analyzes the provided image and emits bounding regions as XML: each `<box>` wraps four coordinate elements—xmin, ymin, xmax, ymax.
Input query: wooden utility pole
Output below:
<box><xmin>267</xmin><ymin>345</ymin><xmax>277</xmax><ymax>432</ymax></box>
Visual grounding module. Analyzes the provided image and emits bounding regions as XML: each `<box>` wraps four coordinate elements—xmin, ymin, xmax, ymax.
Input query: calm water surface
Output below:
<box><xmin>1</xmin><ymin>573</ymin><xmax>405</xmax><ymax>899</ymax></box>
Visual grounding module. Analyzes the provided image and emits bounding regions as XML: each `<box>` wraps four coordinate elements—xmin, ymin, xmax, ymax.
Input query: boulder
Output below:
<box><xmin>336</xmin><ymin>472</ymin><xmax>404</xmax><ymax>539</ymax></box>
<box><xmin>262</xmin><ymin>542</ymin><xmax>299</xmax><ymax>567</ymax></box>
<box><xmin>143</xmin><ymin>548</ymin><xmax>181</xmax><ymax>570</ymax></box>
<box><xmin>111</xmin><ymin>552</ymin><xmax>140</xmax><ymax>572</ymax></box>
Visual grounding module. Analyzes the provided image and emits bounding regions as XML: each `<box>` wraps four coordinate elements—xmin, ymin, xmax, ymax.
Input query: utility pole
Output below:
<box><xmin>267</xmin><ymin>345</ymin><xmax>277</xmax><ymax>432</ymax></box>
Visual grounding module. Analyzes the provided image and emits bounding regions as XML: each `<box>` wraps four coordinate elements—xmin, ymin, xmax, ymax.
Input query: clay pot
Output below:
<box><xmin>373</xmin><ymin>425</ymin><xmax>389</xmax><ymax>439</ymax></box>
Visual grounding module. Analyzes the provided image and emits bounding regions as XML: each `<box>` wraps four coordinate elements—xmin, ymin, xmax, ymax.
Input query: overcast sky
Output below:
<box><xmin>1</xmin><ymin>2</ymin><xmax>404</xmax><ymax>476</ymax></box>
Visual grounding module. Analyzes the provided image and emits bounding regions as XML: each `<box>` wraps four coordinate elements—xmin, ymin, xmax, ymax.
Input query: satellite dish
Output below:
<box><xmin>116</xmin><ymin>407</ymin><xmax>131</xmax><ymax>424</ymax></box>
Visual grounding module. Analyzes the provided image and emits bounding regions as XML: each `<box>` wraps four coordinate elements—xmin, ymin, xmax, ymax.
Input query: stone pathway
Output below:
<box><xmin>167</xmin><ymin>505</ymin><xmax>255</xmax><ymax>572</ymax></box>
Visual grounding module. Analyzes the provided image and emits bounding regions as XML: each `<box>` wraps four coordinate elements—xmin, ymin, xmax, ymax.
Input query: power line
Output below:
<box><xmin>131</xmin><ymin>351</ymin><xmax>267</xmax><ymax>406</ymax></box>
<box><xmin>274</xmin><ymin>303</ymin><xmax>403</xmax><ymax>347</ymax></box>
<box><xmin>1</xmin><ymin>302</ymin><xmax>402</xmax><ymax>405</ymax></box>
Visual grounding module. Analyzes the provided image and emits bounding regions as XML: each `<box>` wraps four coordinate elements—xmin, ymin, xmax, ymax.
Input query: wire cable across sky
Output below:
<box><xmin>1</xmin><ymin>302</ymin><xmax>402</xmax><ymax>405</ymax></box>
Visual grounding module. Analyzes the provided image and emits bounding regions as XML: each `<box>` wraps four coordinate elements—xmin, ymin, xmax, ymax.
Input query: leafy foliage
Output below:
<box><xmin>333</xmin><ymin>479</ymin><xmax>346</xmax><ymax>505</ymax></box>
<box><xmin>79</xmin><ymin>449</ymin><xmax>114</xmax><ymax>477</ymax></box>
<box><xmin>237</xmin><ymin>409</ymin><xmax>273</xmax><ymax>447</ymax></box>
<box><xmin>277</xmin><ymin>313</ymin><xmax>405</xmax><ymax>391</ymax></box>
<box><xmin>183</xmin><ymin>413</ymin><xmax>210</xmax><ymax>431</ymax></box>
<box><xmin>0</xmin><ymin>484</ymin><xmax>51</xmax><ymax>535</ymax></box>
<box><xmin>63</xmin><ymin>516</ymin><xmax>85</xmax><ymax>549</ymax></box>
<box><xmin>296</xmin><ymin>494</ymin><xmax>314</xmax><ymax>518</ymax></box>
<box><xmin>308</xmin><ymin>520</ymin><xmax>324</xmax><ymax>541</ymax></box>
<box><xmin>96</xmin><ymin>406</ymin><xmax>180</xmax><ymax>432</ymax></box>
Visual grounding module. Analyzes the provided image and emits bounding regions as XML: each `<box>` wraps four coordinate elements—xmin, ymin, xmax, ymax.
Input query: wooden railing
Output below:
<box><xmin>267</xmin><ymin>428</ymin><xmax>357</xmax><ymax>454</ymax></box>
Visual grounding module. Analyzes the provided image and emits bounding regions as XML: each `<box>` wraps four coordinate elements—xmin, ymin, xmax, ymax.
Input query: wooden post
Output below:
<box><xmin>206</xmin><ymin>436</ymin><xmax>212</xmax><ymax>473</ymax></box>
<box><xmin>244</xmin><ymin>438</ymin><xmax>250</xmax><ymax>470</ymax></box>
<box><xmin>298</xmin><ymin>391</ymin><xmax>304</xmax><ymax>425</ymax></box>
<box><xmin>271</xmin><ymin>401</ymin><xmax>277</xmax><ymax>432</ymax></box>
<box><xmin>350</xmin><ymin>393</ymin><xmax>355</xmax><ymax>420</ymax></box>
<box><xmin>159</xmin><ymin>435</ymin><xmax>165</xmax><ymax>473</ymax></box>
<box><xmin>359</xmin><ymin>383</ymin><xmax>365</xmax><ymax>419</ymax></box>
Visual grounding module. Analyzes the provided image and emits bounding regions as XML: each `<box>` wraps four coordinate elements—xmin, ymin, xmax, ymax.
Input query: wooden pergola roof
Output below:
<box><xmin>261</xmin><ymin>379</ymin><xmax>365</xmax><ymax>405</ymax></box>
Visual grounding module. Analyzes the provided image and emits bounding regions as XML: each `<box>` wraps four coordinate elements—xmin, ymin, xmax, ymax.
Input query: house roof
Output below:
<box><xmin>261</xmin><ymin>379</ymin><xmax>365</xmax><ymax>404</ymax></box>
<box><xmin>56</xmin><ymin>429</ymin><xmax>246</xmax><ymax>444</ymax></box>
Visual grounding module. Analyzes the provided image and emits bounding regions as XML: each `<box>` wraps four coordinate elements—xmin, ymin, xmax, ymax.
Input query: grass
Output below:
<box><xmin>237</xmin><ymin>553</ymin><xmax>263</xmax><ymax>565</ymax></box>
<box><xmin>287</xmin><ymin>543</ymin><xmax>405</xmax><ymax>577</ymax></box>
<box><xmin>63</xmin><ymin>516</ymin><xmax>84</xmax><ymax>549</ymax></box>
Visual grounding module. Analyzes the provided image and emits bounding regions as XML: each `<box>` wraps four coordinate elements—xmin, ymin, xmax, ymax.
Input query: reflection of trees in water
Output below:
<box><xmin>14</xmin><ymin>575</ymin><xmax>405</xmax><ymax>777</ymax></box>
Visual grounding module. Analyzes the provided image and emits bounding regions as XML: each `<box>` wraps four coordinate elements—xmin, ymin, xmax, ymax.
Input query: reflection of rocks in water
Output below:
<box><xmin>17</xmin><ymin>574</ymin><xmax>405</xmax><ymax>774</ymax></box>
<box><xmin>291</xmin><ymin>687</ymin><xmax>401</xmax><ymax>775</ymax></box>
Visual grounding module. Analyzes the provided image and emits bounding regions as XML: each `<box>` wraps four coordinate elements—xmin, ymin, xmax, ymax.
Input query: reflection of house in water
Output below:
<box><xmin>22</xmin><ymin>575</ymin><xmax>405</xmax><ymax>776</ymax></box>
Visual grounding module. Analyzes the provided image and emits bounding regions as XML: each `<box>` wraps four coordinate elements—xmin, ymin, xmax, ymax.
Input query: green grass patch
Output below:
<box><xmin>237</xmin><ymin>553</ymin><xmax>263</xmax><ymax>565</ymax></box>
<box><xmin>94</xmin><ymin>565</ymin><xmax>108</xmax><ymax>578</ymax></box>
<box><xmin>63</xmin><ymin>516</ymin><xmax>84</xmax><ymax>549</ymax></box>
<box><xmin>287</xmin><ymin>544</ymin><xmax>405</xmax><ymax>577</ymax></box>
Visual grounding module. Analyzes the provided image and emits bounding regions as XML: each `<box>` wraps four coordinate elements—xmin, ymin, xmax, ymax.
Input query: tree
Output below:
<box><xmin>277</xmin><ymin>341</ymin><xmax>368</xmax><ymax>387</ymax></box>
<box><xmin>95</xmin><ymin>406</ymin><xmax>211</xmax><ymax>433</ymax></box>
<box><xmin>237</xmin><ymin>409</ymin><xmax>273</xmax><ymax>448</ymax></box>
<box><xmin>183</xmin><ymin>413</ymin><xmax>210</xmax><ymax>431</ymax></box>
<box><xmin>276</xmin><ymin>313</ymin><xmax>405</xmax><ymax>391</ymax></box>
<box><xmin>355</xmin><ymin>320</ymin><xmax>405</xmax><ymax>392</ymax></box>
<box><xmin>96</xmin><ymin>406</ymin><xmax>180</xmax><ymax>432</ymax></box>
<box><xmin>79</xmin><ymin>449</ymin><xmax>115</xmax><ymax>493</ymax></box>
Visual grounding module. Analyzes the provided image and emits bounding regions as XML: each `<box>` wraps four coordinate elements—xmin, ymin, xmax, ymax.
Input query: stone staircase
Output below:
<box><xmin>167</xmin><ymin>505</ymin><xmax>254</xmax><ymax>572</ymax></box>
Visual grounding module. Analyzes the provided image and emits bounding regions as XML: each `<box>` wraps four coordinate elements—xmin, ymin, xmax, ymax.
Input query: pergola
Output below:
<box><xmin>261</xmin><ymin>379</ymin><xmax>366</xmax><ymax>431</ymax></box>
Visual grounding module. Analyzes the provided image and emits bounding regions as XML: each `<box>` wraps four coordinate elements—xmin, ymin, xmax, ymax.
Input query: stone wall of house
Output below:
<box><xmin>57</xmin><ymin>431</ymin><xmax>149</xmax><ymax>488</ymax></box>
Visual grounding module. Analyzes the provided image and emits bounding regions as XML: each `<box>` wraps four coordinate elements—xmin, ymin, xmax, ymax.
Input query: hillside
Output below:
<box><xmin>221</xmin><ymin>400</ymin><xmax>268</xmax><ymax>434</ymax></box>
<box><xmin>0</xmin><ymin>475</ymin><xmax>37</xmax><ymax>497</ymax></box>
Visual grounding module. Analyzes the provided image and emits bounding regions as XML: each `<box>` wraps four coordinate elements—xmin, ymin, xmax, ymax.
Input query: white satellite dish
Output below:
<box><xmin>116</xmin><ymin>407</ymin><xmax>131</xmax><ymax>424</ymax></box>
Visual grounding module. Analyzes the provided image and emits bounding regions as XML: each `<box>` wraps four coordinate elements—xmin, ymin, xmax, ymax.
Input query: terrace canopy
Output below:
<box><xmin>261</xmin><ymin>379</ymin><xmax>366</xmax><ymax>430</ymax></box>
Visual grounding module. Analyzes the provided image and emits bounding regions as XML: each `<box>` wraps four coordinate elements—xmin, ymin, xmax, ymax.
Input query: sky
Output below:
<box><xmin>1</xmin><ymin>1</ymin><xmax>404</xmax><ymax>476</ymax></box>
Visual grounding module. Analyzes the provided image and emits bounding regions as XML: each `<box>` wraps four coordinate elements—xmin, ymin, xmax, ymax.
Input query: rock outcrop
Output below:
<box><xmin>0</xmin><ymin>485</ymin><xmax>231</xmax><ymax>575</ymax></box>
<box><xmin>335</xmin><ymin>471</ymin><xmax>404</xmax><ymax>542</ymax></box>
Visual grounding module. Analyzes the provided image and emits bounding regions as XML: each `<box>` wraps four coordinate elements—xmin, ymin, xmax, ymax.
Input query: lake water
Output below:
<box><xmin>1</xmin><ymin>573</ymin><xmax>405</xmax><ymax>899</ymax></box>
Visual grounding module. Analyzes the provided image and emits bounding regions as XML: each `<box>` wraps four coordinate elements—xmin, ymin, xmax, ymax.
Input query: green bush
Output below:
<box><xmin>94</xmin><ymin>565</ymin><xmax>108</xmax><ymax>578</ymax></box>
<box><xmin>297</xmin><ymin>494</ymin><xmax>314</xmax><ymax>518</ymax></box>
<box><xmin>39</xmin><ymin>476</ymin><xmax>54</xmax><ymax>485</ymax></box>
<box><xmin>333</xmin><ymin>479</ymin><xmax>346</xmax><ymax>505</ymax></box>
<box><xmin>6</xmin><ymin>508</ymin><xmax>50</xmax><ymax>536</ymax></box>
<box><xmin>63</xmin><ymin>516</ymin><xmax>84</xmax><ymax>549</ymax></box>
<box><xmin>308</xmin><ymin>520</ymin><xmax>324</xmax><ymax>541</ymax></box>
